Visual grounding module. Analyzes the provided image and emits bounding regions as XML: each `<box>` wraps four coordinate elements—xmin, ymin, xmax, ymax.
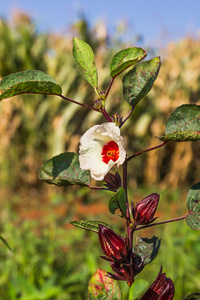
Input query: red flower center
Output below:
<box><xmin>101</xmin><ymin>141</ymin><xmax>119</xmax><ymax>164</ymax></box>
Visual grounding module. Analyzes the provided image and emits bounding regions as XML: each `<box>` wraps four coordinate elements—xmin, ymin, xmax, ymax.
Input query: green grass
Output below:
<box><xmin>0</xmin><ymin>187</ymin><xmax>199</xmax><ymax>299</ymax></box>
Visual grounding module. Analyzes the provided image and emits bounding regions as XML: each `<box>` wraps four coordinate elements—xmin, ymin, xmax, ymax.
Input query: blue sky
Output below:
<box><xmin>1</xmin><ymin>0</ymin><xmax>200</xmax><ymax>47</ymax></box>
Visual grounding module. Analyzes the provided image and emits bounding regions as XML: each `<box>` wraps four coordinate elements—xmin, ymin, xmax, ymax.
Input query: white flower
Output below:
<box><xmin>79</xmin><ymin>122</ymin><xmax>126</xmax><ymax>180</ymax></box>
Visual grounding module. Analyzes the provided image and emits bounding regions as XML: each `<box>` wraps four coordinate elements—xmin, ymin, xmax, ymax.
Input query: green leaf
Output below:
<box><xmin>183</xmin><ymin>292</ymin><xmax>200</xmax><ymax>299</ymax></box>
<box><xmin>186</xmin><ymin>212</ymin><xmax>200</xmax><ymax>230</ymax></box>
<box><xmin>73</xmin><ymin>37</ymin><xmax>98</xmax><ymax>90</ymax></box>
<box><xmin>128</xmin><ymin>279</ymin><xmax>149</xmax><ymax>300</ymax></box>
<box><xmin>70</xmin><ymin>220</ymin><xmax>115</xmax><ymax>233</ymax></box>
<box><xmin>0</xmin><ymin>236</ymin><xmax>14</xmax><ymax>252</ymax></box>
<box><xmin>38</xmin><ymin>152</ymin><xmax>91</xmax><ymax>186</ymax></box>
<box><xmin>109</xmin><ymin>187</ymin><xmax>127</xmax><ymax>217</ymax></box>
<box><xmin>110</xmin><ymin>47</ymin><xmax>147</xmax><ymax>78</ymax></box>
<box><xmin>0</xmin><ymin>70</ymin><xmax>62</xmax><ymax>100</ymax></box>
<box><xmin>123</xmin><ymin>57</ymin><xmax>161</xmax><ymax>107</ymax></box>
<box><xmin>159</xmin><ymin>104</ymin><xmax>200</xmax><ymax>141</ymax></box>
<box><xmin>186</xmin><ymin>182</ymin><xmax>200</xmax><ymax>230</ymax></box>
<box><xmin>88</xmin><ymin>269</ymin><xmax>121</xmax><ymax>300</ymax></box>
<box><xmin>133</xmin><ymin>236</ymin><xmax>161</xmax><ymax>265</ymax></box>
<box><xmin>186</xmin><ymin>182</ymin><xmax>200</xmax><ymax>212</ymax></box>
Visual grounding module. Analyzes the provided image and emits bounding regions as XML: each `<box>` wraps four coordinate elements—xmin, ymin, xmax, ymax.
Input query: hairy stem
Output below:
<box><xmin>135</xmin><ymin>214</ymin><xmax>187</xmax><ymax>231</ymax></box>
<box><xmin>127</xmin><ymin>141</ymin><xmax>168</xmax><ymax>162</ymax></box>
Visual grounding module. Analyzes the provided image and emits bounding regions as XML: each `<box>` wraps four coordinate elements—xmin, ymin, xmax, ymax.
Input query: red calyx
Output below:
<box><xmin>98</xmin><ymin>225</ymin><xmax>128</xmax><ymax>262</ymax></box>
<box><xmin>132</xmin><ymin>193</ymin><xmax>159</xmax><ymax>225</ymax></box>
<box><xmin>140</xmin><ymin>266</ymin><xmax>175</xmax><ymax>300</ymax></box>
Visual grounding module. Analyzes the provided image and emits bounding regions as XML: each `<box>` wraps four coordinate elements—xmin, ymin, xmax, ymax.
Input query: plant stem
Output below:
<box><xmin>105</xmin><ymin>78</ymin><xmax>114</xmax><ymax>99</ymax></box>
<box><xmin>123</xmin><ymin>160</ymin><xmax>130</xmax><ymax>222</ymax></box>
<box><xmin>97</xmin><ymin>78</ymin><xmax>115</xmax><ymax>122</ymax></box>
<box><xmin>123</xmin><ymin>159</ymin><xmax>134</xmax><ymax>250</ymax></box>
<box><xmin>127</xmin><ymin>141</ymin><xmax>168</xmax><ymax>162</ymax></box>
<box><xmin>135</xmin><ymin>214</ymin><xmax>187</xmax><ymax>231</ymax></box>
<box><xmin>88</xmin><ymin>185</ymin><xmax>112</xmax><ymax>191</ymax></box>
<box><xmin>60</xmin><ymin>94</ymin><xmax>113</xmax><ymax>122</ymax></box>
<box><xmin>60</xmin><ymin>78</ymin><xmax>115</xmax><ymax>122</ymax></box>
<box><xmin>123</xmin><ymin>160</ymin><xmax>128</xmax><ymax>202</ymax></box>
<box><xmin>101</xmin><ymin>108</ymin><xmax>113</xmax><ymax>122</ymax></box>
<box><xmin>59</xmin><ymin>94</ymin><xmax>100</xmax><ymax>112</ymax></box>
<box><xmin>120</xmin><ymin>106</ymin><xmax>135</xmax><ymax>128</ymax></box>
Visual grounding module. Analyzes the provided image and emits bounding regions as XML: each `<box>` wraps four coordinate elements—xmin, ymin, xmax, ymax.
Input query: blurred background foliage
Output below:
<box><xmin>0</xmin><ymin>11</ymin><xmax>200</xmax><ymax>299</ymax></box>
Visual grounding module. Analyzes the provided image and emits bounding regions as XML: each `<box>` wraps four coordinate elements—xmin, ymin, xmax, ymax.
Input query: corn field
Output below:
<box><xmin>0</xmin><ymin>12</ymin><xmax>200</xmax><ymax>191</ymax></box>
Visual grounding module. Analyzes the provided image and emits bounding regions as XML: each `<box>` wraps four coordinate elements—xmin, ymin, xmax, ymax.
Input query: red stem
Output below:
<box><xmin>135</xmin><ymin>214</ymin><xmax>187</xmax><ymax>231</ymax></box>
<box><xmin>101</xmin><ymin>108</ymin><xmax>113</xmax><ymax>122</ymax></box>
<box><xmin>105</xmin><ymin>78</ymin><xmax>114</xmax><ymax>99</ymax></box>
<box><xmin>99</xmin><ymin>78</ymin><xmax>115</xmax><ymax>122</ymax></box>
<box><xmin>120</xmin><ymin>106</ymin><xmax>135</xmax><ymax>128</ymax></box>
<box><xmin>59</xmin><ymin>94</ymin><xmax>113</xmax><ymax>122</ymax></box>
<box><xmin>60</xmin><ymin>77</ymin><xmax>115</xmax><ymax>122</ymax></box>
<box><xmin>59</xmin><ymin>94</ymin><xmax>100</xmax><ymax>112</ymax></box>
<box><xmin>123</xmin><ymin>160</ymin><xmax>130</xmax><ymax>219</ymax></box>
<box><xmin>127</xmin><ymin>141</ymin><xmax>168</xmax><ymax>162</ymax></box>
<box><xmin>123</xmin><ymin>159</ymin><xmax>134</xmax><ymax>250</ymax></box>
<box><xmin>88</xmin><ymin>185</ymin><xmax>110</xmax><ymax>190</ymax></box>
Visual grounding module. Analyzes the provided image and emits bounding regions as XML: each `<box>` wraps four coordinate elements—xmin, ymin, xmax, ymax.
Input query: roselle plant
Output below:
<box><xmin>0</xmin><ymin>37</ymin><xmax>200</xmax><ymax>299</ymax></box>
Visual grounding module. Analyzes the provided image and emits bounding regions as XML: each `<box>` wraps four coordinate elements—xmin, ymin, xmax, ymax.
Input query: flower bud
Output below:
<box><xmin>132</xmin><ymin>193</ymin><xmax>159</xmax><ymax>225</ymax></box>
<box><xmin>98</xmin><ymin>225</ymin><xmax>127</xmax><ymax>262</ymax></box>
<box><xmin>108</xmin><ymin>262</ymin><xmax>131</xmax><ymax>283</ymax></box>
<box><xmin>104</xmin><ymin>172</ymin><xmax>122</xmax><ymax>190</ymax></box>
<box><xmin>140</xmin><ymin>267</ymin><xmax>175</xmax><ymax>300</ymax></box>
<box><xmin>99</xmin><ymin>91</ymin><xmax>106</xmax><ymax>101</ymax></box>
<box><xmin>107</xmin><ymin>253</ymin><xmax>144</xmax><ymax>286</ymax></box>
<box><xmin>93</xmin><ymin>99</ymin><xmax>103</xmax><ymax>110</ymax></box>
<box><xmin>111</xmin><ymin>113</ymin><xmax>123</xmax><ymax>127</ymax></box>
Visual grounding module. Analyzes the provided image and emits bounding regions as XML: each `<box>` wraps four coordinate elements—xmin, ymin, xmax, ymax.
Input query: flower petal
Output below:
<box><xmin>79</xmin><ymin>122</ymin><xmax>126</xmax><ymax>180</ymax></box>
